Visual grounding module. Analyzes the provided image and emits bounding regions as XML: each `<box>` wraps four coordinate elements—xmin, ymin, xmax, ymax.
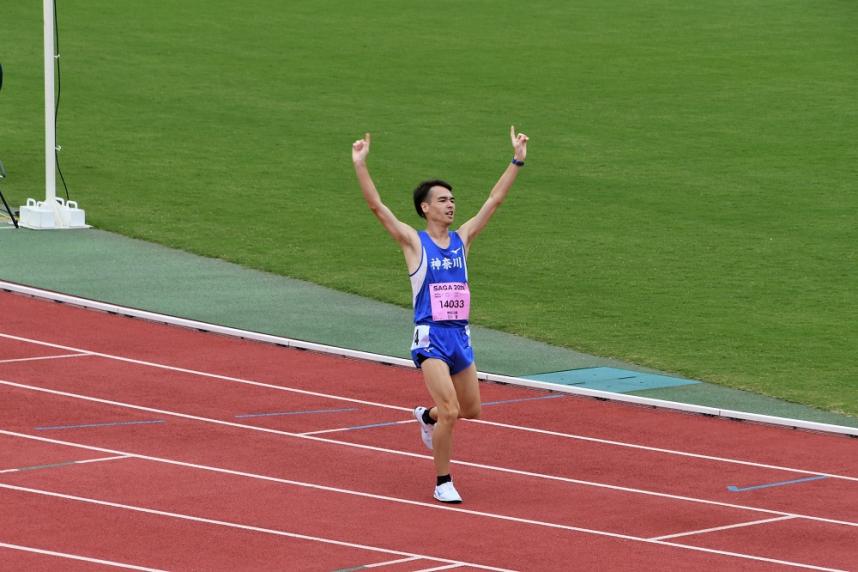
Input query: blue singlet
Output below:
<box><xmin>408</xmin><ymin>231</ymin><xmax>474</xmax><ymax>374</ymax></box>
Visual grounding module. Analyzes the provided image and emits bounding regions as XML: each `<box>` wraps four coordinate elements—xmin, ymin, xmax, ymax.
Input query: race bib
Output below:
<box><xmin>411</xmin><ymin>325</ymin><xmax>431</xmax><ymax>350</ymax></box>
<box><xmin>430</xmin><ymin>282</ymin><xmax>470</xmax><ymax>321</ymax></box>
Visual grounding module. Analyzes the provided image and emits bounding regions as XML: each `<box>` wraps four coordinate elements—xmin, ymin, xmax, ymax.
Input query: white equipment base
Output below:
<box><xmin>19</xmin><ymin>197</ymin><xmax>89</xmax><ymax>230</ymax></box>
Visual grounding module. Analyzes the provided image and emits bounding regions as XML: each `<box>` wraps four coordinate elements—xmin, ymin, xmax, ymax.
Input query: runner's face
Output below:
<box><xmin>423</xmin><ymin>187</ymin><xmax>455</xmax><ymax>223</ymax></box>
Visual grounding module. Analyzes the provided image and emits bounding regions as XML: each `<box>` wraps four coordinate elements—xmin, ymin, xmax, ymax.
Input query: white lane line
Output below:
<box><xmin>413</xmin><ymin>564</ymin><xmax>464</xmax><ymax>572</ymax></box>
<box><xmin>363</xmin><ymin>555</ymin><xmax>422</xmax><ymax>568</ymax></box>
<box><xmin>0</xmin><ymin>483</ymin><xmax>511</xmax><ymax>572</ymax></box>
<box><xmin>2</xmin><ymin>382</ymin><xmax>857</xmax><ymax>530</ymax></box>
<box><xmin>77</xmin><ymin>454</ymin><xmax>132</xmax><ymax>465</ymax></box>
<box><xmin>0</xmin><ymin>333</ymin><xmax>411</xmax><ymax>409</ymax></box>
<box><xmin>299</xmin><ymin>419</ymin><xmax>416</xmax><ymax>436</ymax></box>
<box><xmin>0</xmin><ymin>454</ymin><xmax>130</xmax><ymax>474</ymax></box>
<box><xmin>0</xmin><ymin>477</ymin><xmax>843</xmax><ymax>571</ymax></box>
<box><xmin>472</xmin><ymin>419</ymin><xmax>858</xmax><ymax>483</ymax></box>
<box><xmin>0</xmin><ymin>541</ymin><xmax>165</xmax><ymax>571</ymax></box>
<box><xmin>0</xmin><ymin>353</ymin><xmax>90</xmax><ymax>365</ymax></box>
<box><xmin>2</xmin><ymin>331</ymin><xmax>856</xmax><ymax>483</ymax></box>
<box><xmin>650</xmin><ymin>515</ymin><xmax>798</xmax><ymax>541</ymax></box>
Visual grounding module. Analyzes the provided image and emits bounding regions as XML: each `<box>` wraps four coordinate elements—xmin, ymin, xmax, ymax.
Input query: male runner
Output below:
<box><xmin>352</xmin><ymin>127</ymin><xmax>528</xmax><ymax>503</ymax></box>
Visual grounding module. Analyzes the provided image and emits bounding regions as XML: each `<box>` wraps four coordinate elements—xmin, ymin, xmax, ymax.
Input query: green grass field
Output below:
<box><xmin>4</xmin><ymin>1</ymin><xmax>857</xmax><ymax>416</ymax></box>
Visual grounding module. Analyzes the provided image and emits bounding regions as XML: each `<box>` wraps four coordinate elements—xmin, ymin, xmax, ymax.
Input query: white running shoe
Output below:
<box><xmin>413</xmin><ymin>406</ymin><xmax>434</xmax><ymax>450</ymax></box>
<box><xmin>434</xmin><ymin>481</ymin><xmax>462</xmax><ymax>504</ymax></box>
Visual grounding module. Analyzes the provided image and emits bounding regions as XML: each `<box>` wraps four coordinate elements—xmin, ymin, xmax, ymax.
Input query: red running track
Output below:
<box><xmin>1</xmin><ymin>291</ymin><xmax>856</xmax><ymax>571</ymax></box>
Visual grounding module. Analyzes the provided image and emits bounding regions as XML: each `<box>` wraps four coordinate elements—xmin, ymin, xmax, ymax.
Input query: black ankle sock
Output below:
<box><xmin>422</xmin><ymin>408</ymin><xmax>436</xmax><ymax>425</ymax></box>
<box><xmin>436</xmin><ymin>474</ymin><xmax>452</xmax><ymax>486</ymax></box>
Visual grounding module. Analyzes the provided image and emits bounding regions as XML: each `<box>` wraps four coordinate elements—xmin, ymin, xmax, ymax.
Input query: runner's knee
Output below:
<box><xmin>460</xmin><ymin>403</ymin><xmax>481</xmax><ymax>420</ymax></box>
<box><xmin>437</xmin><ymin>401</ymin><xmax>460</xmax><ymax>423</ymax></box>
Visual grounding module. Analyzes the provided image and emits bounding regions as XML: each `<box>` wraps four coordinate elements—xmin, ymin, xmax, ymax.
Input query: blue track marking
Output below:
<box><xmin>235</xmin><ymin>407</ymin><xmax>358</xmax><ymax>419</ymax></box>
<box><xmin>524</xmin><ymin>367</ymin><xmax>699</xmax><ymax>393</ymax></box>
<box><xmin>727</xmin><ymin>475</ymin><xmax>828</xmax><ymax>492</ymax></box>
<box><xmin>35</xmin><ymin>420</ymin><xmax>164</xmax><ymax>431</ymax></box>
<box><xmin>331</xmin><ymin>394</ymin><xmax>565</xmax><ymax>434</ymax></box>
<box><xmin>482</xmin><ymin>394</ymin><xmax>566</xmax><ymax>406</ymax></box>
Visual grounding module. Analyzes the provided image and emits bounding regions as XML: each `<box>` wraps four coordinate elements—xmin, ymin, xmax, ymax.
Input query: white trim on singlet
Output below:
<box><xmin>409</xmin><ymin>246</ymin><xmax>428</xmax><ymax>306</ymax></box>
<box><xmin>461</xmin><ymin>234</ymin><xmax>468</xmax><ymax>282</ymax></box>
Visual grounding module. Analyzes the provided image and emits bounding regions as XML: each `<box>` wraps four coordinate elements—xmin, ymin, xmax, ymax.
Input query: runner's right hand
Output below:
<box><xmin>352</xmin><ymin>133</ymin><xmax>371</xmax><ymax>164</ymax></box>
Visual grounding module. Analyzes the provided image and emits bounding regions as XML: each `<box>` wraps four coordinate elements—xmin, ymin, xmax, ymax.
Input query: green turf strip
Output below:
<box><xmin>2</xmin><ymin>0</ymin><xmax>856</xmax><ymax>416</ymax></box>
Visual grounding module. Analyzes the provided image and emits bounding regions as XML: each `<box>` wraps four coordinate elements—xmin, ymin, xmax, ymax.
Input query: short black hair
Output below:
<box><xmin>413</xmin><ymin>179</ymin><xmax>452</xmax><ymax>219</ymax></box>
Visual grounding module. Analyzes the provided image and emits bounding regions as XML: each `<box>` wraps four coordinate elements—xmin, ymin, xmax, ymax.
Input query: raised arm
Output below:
<box><xmin>352</xmin><ymin>133</ymin><xmax>422</xmax><ymax>262</ymax></box>
<box><xmin>457</xmin><ymin>126</ymin><xmax>529</xmax><ymax>249</ymax></box>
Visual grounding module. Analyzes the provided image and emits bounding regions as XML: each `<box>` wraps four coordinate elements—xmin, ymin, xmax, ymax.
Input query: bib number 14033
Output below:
<box><xmin>429</xmin><ymin>282</ymin><xmax>470</xmax><ymax>321</ymax></box>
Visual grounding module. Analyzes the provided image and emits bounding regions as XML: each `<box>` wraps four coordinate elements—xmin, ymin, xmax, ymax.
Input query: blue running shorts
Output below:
<box><xmin>410</xmin><ymin>324</ymin><xmax>473</xmax><ymax>375</ymax></box>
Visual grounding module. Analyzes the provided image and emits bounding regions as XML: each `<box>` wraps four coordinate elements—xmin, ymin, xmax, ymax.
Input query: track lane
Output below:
<box><xmin>0</xmin><ymin>543</ymin><xmax>152</xmax><ymax>571</ymax></box>
<box><xmin>1</xmin><ymin>291</ymin><xmax>857</xmax><ymax>480</ymax></box>
<box><xmin>0</xmin><ymin>487</ymin><xmax>421</xmax><ymax>572</ymax></box>
<box><xmin>3</xmin><ymin>291</ymin><xmax>858</xmax><ymax>570</ymax></box>
<box><xmin>1</xmin><ymin>387</ymin><xmax>854</xmax><ymax>570</ymax></box>
<box><xmin>0</xmin><ymin>431</ymin><xmax>116</xmax><ymax>472</ymax></box>
<box><xmin>0</xmin><ymin>391</ymin><xmax>769</xmax><ymax>540</ymax></box>
<box><xmin>671</xmin><ymin>517</ymin><xmax>858</xmax><ymax>571</ymax></box>
<box><xmin>1</xmin><ymin>355</ymin><xmax>855</xmax><ymax>525</ymax></box>
<box><xmin>0</xmin><ymin>438</ymin><xmax>803</xmax><ymax>571</ymax></box>
<box><xmin>333</xmin><ymin>416</ymin><xmax>857</xmax><ymax>523</ymax></box>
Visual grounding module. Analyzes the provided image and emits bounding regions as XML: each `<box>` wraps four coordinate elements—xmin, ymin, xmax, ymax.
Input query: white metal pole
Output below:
<box><xmin>44</xmin><ymin>0</ymin><xmax>57</xmax><ymax>206</ymax></box>
<box><xmin>18</xmin><ymin>0</ymin><xmax>86</xmax><ymax>228</ymax></box>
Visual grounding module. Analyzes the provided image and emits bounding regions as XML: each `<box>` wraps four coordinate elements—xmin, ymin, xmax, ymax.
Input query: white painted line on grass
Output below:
<box><xmin>0</xmin><ymin>483</ymin><xmax>511</xmax><ymax>572</ymax></box>
<box><xmin>1</xmin><ymin>331</ymin><xmax>856</xmax><ymax>484</ymax></box>
<box><xmin>650</xmin><ymin>515</ymin><xmax>797</xmax><ymax>541</ymax></box>
<box><xmin>0</xmin><ymin>541</ymin><xmax>165</xmax><ymax>571</ymax></box>
<box><xmin>2</xmin><ymin>382</ymin><xmax>857</xmax><ymax>530</ymax></box>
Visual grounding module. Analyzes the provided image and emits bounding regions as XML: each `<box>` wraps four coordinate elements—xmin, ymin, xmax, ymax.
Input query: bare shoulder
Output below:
<box><xmin>399</xmin><ymin>222</ymin><xmax>421</xmax><ymax>248</ymax></box>
<box><xmin>401</xmin><ymin>225</ymin><xmax>423</xmax><ymax>273</ymax></box>
<box><xmin>455</xmin><ymin>222</ymin><xmax>473</xmax><ymax>250</ymax></box>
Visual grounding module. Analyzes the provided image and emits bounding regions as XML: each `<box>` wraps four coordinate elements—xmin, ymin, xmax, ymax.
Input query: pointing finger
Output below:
<box><xmin>510</xmin><ymin>125</ymin><xmax>516</xmax><ymax>143</ymax></box>
<box><xmin>365</xmin><ymin>132</ymin><xmax>371</xmax><ymax>146</ymax></box>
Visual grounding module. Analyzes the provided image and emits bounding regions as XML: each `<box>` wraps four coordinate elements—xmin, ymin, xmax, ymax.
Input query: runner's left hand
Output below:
<box><xmin>511</xmin><ymin>125</ymin><xmax>528</xmax><ymax>161</ymax></box>
<box><xmin>352</xmin><ymin>133</ymin><xmax>371</xmax><ymax>165</ymax></box>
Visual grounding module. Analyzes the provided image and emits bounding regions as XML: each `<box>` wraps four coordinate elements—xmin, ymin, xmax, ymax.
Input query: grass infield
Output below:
<box><xmin>3</xmin><ymin>1</ymin><xmax>856</xmax><ymax>416</ymax></box>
